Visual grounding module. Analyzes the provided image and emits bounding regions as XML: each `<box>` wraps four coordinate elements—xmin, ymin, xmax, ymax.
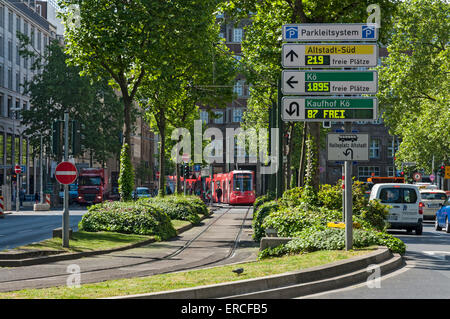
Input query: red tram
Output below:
<box><xmin>167</xmin><ymin>170</ymin><xmax>255</xmax><ymax>205</ymax></box>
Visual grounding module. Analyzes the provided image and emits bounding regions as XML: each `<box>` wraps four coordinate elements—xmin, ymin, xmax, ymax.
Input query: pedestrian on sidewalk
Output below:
<box><xmin>216</xmin><ymin>185</ymin><xmax>222</xmax><ymax>204</ymax></box>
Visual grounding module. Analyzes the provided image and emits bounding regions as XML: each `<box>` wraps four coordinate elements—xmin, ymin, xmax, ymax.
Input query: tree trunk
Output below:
<box><xmin>298</xmin><ymin>122</ymin><xmax>307</xmax><ymax>187</ymax></box>
<box><xmin>123</xmin><ymin>95</ymin><xmax>133</xmax><ymax>158</ymax></box>
<box><xmin>158</xmin><ymin>109</ymin><xmax>166</xmax><ymax>197</ymax></box>
<box><xmin>308</xmin><ymin>122</ymin><xmax>321</xmax><ymax>192</ymax></box>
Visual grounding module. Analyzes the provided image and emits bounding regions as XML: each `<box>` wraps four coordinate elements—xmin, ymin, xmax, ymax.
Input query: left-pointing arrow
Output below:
<box><xmin>286</xmin><ymin>76</ymin><xmax>298</xmax><ymax>89</ymax></box>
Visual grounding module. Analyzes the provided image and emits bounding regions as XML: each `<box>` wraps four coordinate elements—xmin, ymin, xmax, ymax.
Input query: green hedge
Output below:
<box><xmin>78</xmin><ymin>201</ymin><xmax>176</xmax><ymax>240</ymax></box>
<box><xmin>143</xmin><ymin>195</ymin><xmax>207</xmax><ymax>224</ymax></box>
<box><xmin>253</xmin><ymin>179</ymin><xmax>404</xmax><ymax>257</ymax></box>
<box><xmin>252</xmin><ymin>200</ymin><xmax>280</xmax><ymax>242</ymax></box>
<box><xmin>259</xmin><ymin>227</ymin><xmax>406</xmax><ymax>259</ymax></box>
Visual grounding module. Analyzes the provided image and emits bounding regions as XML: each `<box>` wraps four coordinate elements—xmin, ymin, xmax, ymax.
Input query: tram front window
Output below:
<box><xmin>233</xmin><ymin>174</ymin><xmax>252</xmax><ymax>192</ymax></box>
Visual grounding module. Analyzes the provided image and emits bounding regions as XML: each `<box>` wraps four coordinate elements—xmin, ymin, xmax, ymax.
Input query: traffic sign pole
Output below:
<box><xmin>63</xmin><ymin>112</ymin><xmax>70</xmax><ymax>248</ymax></box>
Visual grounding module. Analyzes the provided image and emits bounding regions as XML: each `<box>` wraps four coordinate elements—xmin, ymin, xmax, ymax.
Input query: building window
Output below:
<box><xmin>233</xmin><ymin>108</ymin><xmax>243</xmax><ymax>123</ymax></box>
<box><xmin>200</xmin><ymin>110</ymin><xmax>208</xmax><ymax>124</ymax></box>
<box><xmin>21</xmin><ymin>138</ymin><xmax>26</xmax><ymax>165</ymax></box>
<box><xmin>358</xmin><ymin>166</ymin><xmax>380</xmax><ymax>181</ymax></box>
<box><xmin>7</xmin><ymin>96</ymin><xmax>11</xmax><ymax>118</ymax></box>
<box><xmin>233</xmin><ymin>28</ymin><xmax>243</xmax><ymax>43</ymax></box>
<box><xmin>388</xmin><ymin>139</ymin><xmax>400</xmax><ymax>158</ymax></box>
<box><xmin>0</xmin><ymin>134</ymin><xmax>3</xmax><ymax>165</ymax></box>
<box><xmin>14</xmin><ymin>136</ymin><xmax>19</xmax><ymax>164</ymax></box>
<box><xmin>6</xmin><ymin>134</ymin><xmax>11</xmax><ymax>165</ymax></box>
<box><xmin>8</xmin><ymin>40</ymin><xmax>12</xmax><ymax>61</ymax></box>
<box><xmin>16</xmin><ymin>44</ymin><xmax>20</xmax><ymax>66</ymax></box>
<box><xmin>7</xmin><ymin>68</ymin><xmax>12</xmax><ymax>90</ymax></box>
<box><xmin>37</xmin><ymin>31</ymin><xmax>41</xmax><ymax>51</ymax></box>
<box><xmin>0</xmin><ymin>94</ymin><xmax>3</xmax><ymax>117</ymax></box>
<box><xmin>214</xmin><ymin>111</ymin><xmax>224</xmax><ymax>124</ymax></box>
<box><xmin>16</xmin><ymin>16</ymin><xmax>20</xmax><ymax>33</ymax></box>
<box><xmin>0</xmin><ymin>64</ymin><xmax>3</xmax><ymax>87</ymax></box>
<box><xmin>233</xmin><ymin>81</ymin><xmax>243</xmax><ymax>97</ymax></box>
<box><xmin>387</xmin><ymin>166</ymin><xmax>395</xmax><ymax>177</ymax></box>
<box><xmin>8</xmin><ymin>12</ymin><xmax>12</xmax><ymax>33</ymax></box>
<box><xmin>15</xmin><ymin>72</ymin><xmax>19</xmax><ymax>93</ymax></box>
<box><xmin>0</xmin><ymin>6</ymin><xmax>4</xmax><ymax>28</ymax></box>
<box><xmin>369</xmin><ymin>138</ymin><xmax>380</xmax><ymax>159</ymax></box>
<box><xmin>0</xmin><ymin>36</ymin><xmax>3</xmax><ymax>57</ymax></box>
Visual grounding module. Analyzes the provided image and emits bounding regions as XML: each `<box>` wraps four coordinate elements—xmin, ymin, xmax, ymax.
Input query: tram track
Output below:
<box><xmin>0</xmin><ymin>206</ymin><xmax>253</xmax><ymax>290</ymax></box>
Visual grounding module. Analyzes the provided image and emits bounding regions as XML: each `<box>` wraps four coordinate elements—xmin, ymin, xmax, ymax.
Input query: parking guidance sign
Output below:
<box><xmin>282</xmin><ymin>43</ymin><xmax>378</xmax><ymax>68</ymax></box>
<box><xmin>283</xmin><ymin>23</ymin><xmax>378</xmax><ymax>42</ymax></box>
<box><xmin>282</xmin><ymin>70</ymin><xmax>378</xmax><ymax>95</ymax></box>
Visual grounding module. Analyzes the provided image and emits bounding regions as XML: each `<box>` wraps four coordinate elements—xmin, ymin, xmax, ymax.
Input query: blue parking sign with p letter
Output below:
<box><xmin>362</xmin><ymin>25</ymin><xmax>375</xmax><ymax>39</ymax></box>
<box><xmin>285</xmin><ymin>26</ymin><xmax>298</xmax><ymax>39</ymax></box>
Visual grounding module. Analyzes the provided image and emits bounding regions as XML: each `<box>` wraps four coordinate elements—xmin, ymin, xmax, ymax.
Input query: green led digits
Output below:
<box><xmin>305</xmin><ymin>55</ymin><xmax>330</xmax><ymax>65</ymax></box>
<box><xmin>305</xmin><ymin>82</ymin><xmax>330</xmax><ymax>92</ymax></box>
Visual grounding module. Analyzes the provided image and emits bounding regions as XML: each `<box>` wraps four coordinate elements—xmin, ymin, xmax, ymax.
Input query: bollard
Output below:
<box><xmin>45</xmin><ymin>194</ymin><xmax>51</xmax><ymax>206</ymax></box>
<box><xmin>0</xmin><ymin>196</ymin><xmax>4</xmax><ymax>218</ymax></box>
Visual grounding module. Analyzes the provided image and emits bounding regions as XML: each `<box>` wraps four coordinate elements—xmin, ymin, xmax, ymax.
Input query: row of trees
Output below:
<box><xmin>222</xmin><ymin>0</ymin><xmax>448</xmax><ymax>193</ymax></box>
<box><xmin>56</xmin><ymin>0</ymin><xmax>237</xmax><ymax>198</ymax></box>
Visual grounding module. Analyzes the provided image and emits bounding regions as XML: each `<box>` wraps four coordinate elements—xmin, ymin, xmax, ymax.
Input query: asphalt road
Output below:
<box><xmin>302</xmin><ymin>221</ymin><xmax>450</xmax><ymax>299</ymax></box>
<box><xmin>0</xmin><ymin>208</ymin><xmax>86</xmax><ymax>251</ymax></box>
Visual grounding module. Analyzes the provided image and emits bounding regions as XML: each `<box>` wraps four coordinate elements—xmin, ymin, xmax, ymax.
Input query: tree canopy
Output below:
<box><xmin>377</xmin><ymin>0</ymin><xmax>450</xmax><ymax>171</ymax></box>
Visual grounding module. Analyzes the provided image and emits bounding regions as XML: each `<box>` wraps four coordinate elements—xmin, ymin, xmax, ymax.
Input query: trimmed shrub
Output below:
<box><xmin>278</xmin><ymin>187</ymin><xmax>304</xmax><ymax>208</ymax></box>
<box><xmin>143</xmin><ymin>196</ymin><xmax>201</xmax><ymax>224</ymax></box>
<box><xmin>262</xmin><ymin>205</ymin><xmax>341</xmax><ymax>238</ymax></box>
<box><xmin>258</xmin><ymin>227</ymin><xmax>406</xmax><ymax>259</ymax></box>
<box><xmin>252</xmin><ymin>200</ymin><xmax>280</xmax><ymax>242</ymax></box>
<box><xmin>78</xmin><ymin>201</ymin><xmax>176</xmax><ymax>240</ymax></box>
<box><xmin>253</xmin><ymin>192</ymin><xmax>275</xmax><ymax>211</ymax></box>
<box><xmin>118</xmin><ymin>143</ymin><xmax>135</xmax><ymax>202</ymax></box>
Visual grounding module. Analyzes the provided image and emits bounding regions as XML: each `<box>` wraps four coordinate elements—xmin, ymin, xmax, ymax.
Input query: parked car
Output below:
<box><xmin>58</xmin><ymin>184</ymin><xmax>78</xmax><ymax>205</ymax></box>
<box><xmin>132</xmin><ymin>187</ymin><xmax>151</xmax><ymax>199</ymax></box>
<box><xmin>435</xmin><ymin>196</ymin><xmax>450</xmax><ymax>233</ymax></box>
<box><xmin>369</xmin><ymin>183</ymin><xmax>423</xmax><ymax>235</ymax></box>
<box><xmin>419</xmin><ymin>189</ymin><xmax>447</xmax><ymax>220</ymax></box>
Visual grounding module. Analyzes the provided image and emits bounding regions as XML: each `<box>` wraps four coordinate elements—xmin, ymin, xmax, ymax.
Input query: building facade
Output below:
<box><xmin>0</xmin><ymin>0</ymin><xmax>57</xmax><ymax>205</ymax></box>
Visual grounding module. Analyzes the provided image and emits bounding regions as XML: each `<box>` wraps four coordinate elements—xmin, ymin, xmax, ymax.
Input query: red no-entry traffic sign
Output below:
<box><xmin>55</xmin><ymin>161</ymin><xmax>78</xmax><ymax>185</ymax></box>
<box><xmin>14</xmin><ymin>164</ymin><xmax>22</xmax><ymax>174</ymax></box>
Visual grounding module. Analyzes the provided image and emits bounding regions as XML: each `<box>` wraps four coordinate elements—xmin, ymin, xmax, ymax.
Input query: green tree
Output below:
<box><xmin>19</xmin><ymin>38</ymin><xmax>123</xmax><ymax>162</ymax></box>
<box><xmin>377</xmin><ymin>0</ymin><xmax>450</xmax><ymax>171</ymax></box>
<box><xmin>137</xmin><ymin>2</ymin><xmax>236</xmax><ymax>196</ymax></box>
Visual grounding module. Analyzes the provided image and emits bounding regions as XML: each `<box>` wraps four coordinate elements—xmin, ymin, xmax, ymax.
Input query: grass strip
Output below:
<box><xmin>0</xmin><ymin>248</ymin><xmax>375</xmax><ymax>299</ymax></box>
<box><xmin>14</xmin><ymin>220</ymin><xmax>193</xmax><ymax>253</ymax></box>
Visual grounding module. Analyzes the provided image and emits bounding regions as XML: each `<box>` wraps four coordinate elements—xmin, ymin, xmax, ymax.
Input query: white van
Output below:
<box><xmin>369</xmin><ymin>183</ymin><xmax>423</xmax><ymax>235</ymax></box>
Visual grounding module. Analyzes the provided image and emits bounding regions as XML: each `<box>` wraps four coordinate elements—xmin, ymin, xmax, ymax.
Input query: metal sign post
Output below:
<box><xmin>63</xmin><ymin>113</ymin><xmax>70</xmax><ymax>248</ymax></box>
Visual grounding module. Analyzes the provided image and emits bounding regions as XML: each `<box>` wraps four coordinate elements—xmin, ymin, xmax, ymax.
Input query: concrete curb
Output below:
<box><xmin>107</xmin><ymin>246</ymin><xmax>404</xmax><ymax>299</ymax></box>
<box><xmin>0</xmin><ymin>212</ymin><xmax>213</xmax><ymax>267</ymax></box>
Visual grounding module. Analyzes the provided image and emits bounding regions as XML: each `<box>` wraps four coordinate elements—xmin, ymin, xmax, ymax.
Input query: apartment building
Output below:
<box><xmin>0</xmin><ymin>0</ymin><xmax>57</xmax><ymax>202</ymax></box>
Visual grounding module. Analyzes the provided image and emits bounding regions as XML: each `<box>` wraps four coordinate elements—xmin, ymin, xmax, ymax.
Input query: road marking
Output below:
<box><xmin>422</xmin><ymin>251</ymin><xmax>450</xmax><ymax>260</ymax></box>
